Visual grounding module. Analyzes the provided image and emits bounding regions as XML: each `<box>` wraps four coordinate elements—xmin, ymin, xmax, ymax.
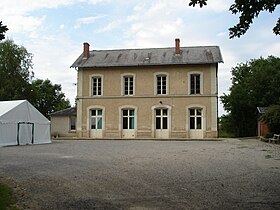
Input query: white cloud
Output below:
<box><xmin>98</xmin><ymin>20</ymin><xmax>122</xmax><ymax>32</ymax></box>
<box><xmin>74</xmin><ymin>15</ymin><xmax>106</xmax><ymax>29</ymax></box>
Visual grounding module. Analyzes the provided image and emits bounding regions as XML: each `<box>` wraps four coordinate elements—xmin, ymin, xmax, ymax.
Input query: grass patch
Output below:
<box><xmin>0</xmin><ymin>182</ymin><xmax>18</xmax><ymax>210</ymax></box>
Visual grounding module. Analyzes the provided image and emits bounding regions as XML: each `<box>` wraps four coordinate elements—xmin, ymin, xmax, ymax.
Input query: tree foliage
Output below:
<box><xmin>0</xmin><ymin>39</ymin><xmax>33</xmax><ymax>100</ymax></box>
<box><xmin>221</xmin><ymin>56</ymin><xmax>280</xmax><ymax>137</ymax></box>
<box><xmin>29</xmin><ymin>79</ymin><xmax>70</xmax><ymax>118</ymax></box>
<box><xmin>0</xmin><ymin>39</ymin><xmax>70</xmax><ymax>118</ymax></box>
<box><xmin>189</xmin><ymin>0</ymin><xmax>280</xmax><ymax>38</ymax></box>
<box><xmin>261</xmin><ymin>105</ymin><xmax>280</xmax><ymax>134</ymax></box>
<box><xmin>0</xmin><ymin>21</ymin><xmax>8</xmax><ymax>41</ymax></box>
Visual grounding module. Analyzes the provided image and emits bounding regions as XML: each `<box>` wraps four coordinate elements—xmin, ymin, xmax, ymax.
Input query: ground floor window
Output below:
<box><xmin>70</xmin><ymin>116</ymin><xmax>76</xmax><ymax>131</ymax></box>
<box><xmin>90</xmin><ymin>109</ymin><xmax>102</xmax><ymax>129</ymax></box>
<box><xmin>122</xmin><ymin>109</ymin><xmax>134</xmax><ymax>129</ymax></box>
<box><xmin>155</xmin><ymin>108</ymin><xmax>168</xmax><ymax>130</ymax></box>
<box><xmin>189</xmin><ymin>108</ymin><xmax>202</xmax><ymax>129</ymax></box>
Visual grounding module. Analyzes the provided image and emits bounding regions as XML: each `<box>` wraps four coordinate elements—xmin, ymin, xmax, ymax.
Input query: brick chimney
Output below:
<box><xmin>175</xmin><ymin>38</ymin><xmax>180</xmax><ymax>55</ymax></box>
<box><xmin>83</xmin><ymin>42</ymin><xmax>90</xmax><ymax>59</ymax></box>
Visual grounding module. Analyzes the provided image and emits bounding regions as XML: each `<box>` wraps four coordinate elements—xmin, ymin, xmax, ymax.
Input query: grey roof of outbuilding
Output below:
<box><xmin>71</xmin><ymin>46</ymin><xmax>223</xmax><ymax>68</ymax></box>
<box><xmin>51</xmin><ymin>107</ymin><xmax>76</xmax><ymax>116</ymax></box>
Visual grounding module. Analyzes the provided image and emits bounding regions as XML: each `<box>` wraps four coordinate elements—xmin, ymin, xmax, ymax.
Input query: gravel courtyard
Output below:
<box><xmin>0</xmin><ymin>139</ymin><xmax>279</xmax><ymax>210</ymax></box>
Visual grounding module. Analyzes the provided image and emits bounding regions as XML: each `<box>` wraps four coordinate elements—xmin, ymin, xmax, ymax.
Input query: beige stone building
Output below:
<box><xmin>71</xmin><ymin>39</ymin><xmax>223</xmax><ymax>139</ymax></box>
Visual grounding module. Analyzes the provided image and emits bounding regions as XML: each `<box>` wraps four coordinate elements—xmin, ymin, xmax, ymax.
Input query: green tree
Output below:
<box><xmin>189</xmin><ymin>0</ymin><xmax>280</xmax><ymax>38</ymax></box>
<box><xmin>261</xmin><ymin>105</ymin><xmax>280</xmax><ymax>134</ymax></box>
<box><xmin>0</xmin><ymin>39</ymin><xmax>33</xmax><ymax>100</ymax></box>
<box><xmin>0</xmin><ymin>39</ymin><xmax>70</xmax><ymax>118</ymax></box>
<box><xmin>30</xmin><ymin>79</ymin><xmax>70</xmax><ymax>118</ymax></box>
<box><xmin>221</xmin><ymin>56</ymin><xmax>280</xmax><ymax>137</ymax></box>
<box><xmin>0</xmin><ymin>21</ymin><xmax>8</xmax><ymax>40</ymax></box>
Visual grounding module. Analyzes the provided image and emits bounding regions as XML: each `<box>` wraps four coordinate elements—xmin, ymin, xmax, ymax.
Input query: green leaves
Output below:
<box><xmin>0</xmin><ymin>39</ymin><xmax>70</xmax><ymax>118</ymax></box>
<box><xmin>261</xmin><ymin>105</ymin><xmax>280</xmax><ymax>134</ymax></box>
<box><xmin>0</xmin><ymin>21</ymin><xmax>8</xmax><ymax>41</ymax></box>
<box><xmin>221</xmin><ymin>56</ymin><xmax>280</xmax><ymax>137</ymax></box>
<box><xmin>189</xmin><ymin>0</ymin><xmax>207</xmax><ymax>7</ymax></box>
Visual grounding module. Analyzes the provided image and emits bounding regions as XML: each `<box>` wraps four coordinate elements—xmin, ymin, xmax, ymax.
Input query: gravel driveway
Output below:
<box><xmin>0</xmin><ymin>139</ymin><xmax>279</xmax><ymax>210</ymax></box>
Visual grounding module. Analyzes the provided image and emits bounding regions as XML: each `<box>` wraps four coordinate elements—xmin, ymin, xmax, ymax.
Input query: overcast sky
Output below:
<box><xmin>1</xmin><ymin>0</ymin><xmax>279</xmax><ymax>115</ymax></box>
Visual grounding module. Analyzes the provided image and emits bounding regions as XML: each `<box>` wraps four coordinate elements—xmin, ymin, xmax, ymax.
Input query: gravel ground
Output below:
<box><xmin>0</xmin><ymin>139</ymin><xmax>280</xmax><ymax>210</ymax></box>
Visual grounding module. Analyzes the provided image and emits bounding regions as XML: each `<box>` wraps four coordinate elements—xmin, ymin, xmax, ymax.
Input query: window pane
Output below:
<box><xmin>190</xmin><ymin>117</ymin><xmax>195</xmax><ymax>129</ymax></box>
<box><xmin>162</xmin><ymin>109</ymin><xmax>168</xmax><ymax>116</ymax></box>
<box><xmin>70</xmin><ymin>116</ymin><xmax>76</xmax><ymax>130</ymax></box>
<box><xmin>91</xmin><ymin>110</ymin><xmax>96</xmax><ymax>116</ymax></box>
<box><xmin>196</xmin><ymin>109</ymin><xmax>202</xmax><ymax>116</ymax></box>
<box><xmin>123</xmin><ymin>117</ymin><xmax>128</xmax><ymax>129</ymax></box>
<box><xmin>197</xmin><ymin>117</ymin><xmax>202</xmax><ymax>129</ymax></box>
<box><xmin>156</xmin><ymin>109</ymin><xmax>161</xmax><ymax>116</ymax></box>
<box><xmin>189</xmin><ymin>109</ymin><xmax>195</xmax><ymax>116</ymax></box>
<box><xmin>130</xmin><ymin>110</ymin><xmax>134</xmax><ymax>116</ymax></box>
<box><xmin>129</xmin><ymin>117</ymin><xmax>134</xmax><ymax>129</ymax></box>
<box><xmin>97</xmin><ymin>117</ymin><xmax>102</xmax><ymax>129</ymax></box>
<box><xmin>123</xmin><ymin>110</ymin><xmax>128</xmax><ymax>116</ymax></box>
<box><xmin>91</xmin><ymin>118</ymin><xmax>96</xmax><ymax>129</ymax></box>
<box><xmin>156</xmin><ymin>117</ymin><xmax>161</xmax><ymax>129</ymax></box>
<box><xmin>162</xmin><ymin>117</ymin><xmax>168</xmax><ymax>129</ymax></box>
<box><xmin>195</xmin><ymin>75</ymin><xmax>200</xmax><ymax>94</ymax></box>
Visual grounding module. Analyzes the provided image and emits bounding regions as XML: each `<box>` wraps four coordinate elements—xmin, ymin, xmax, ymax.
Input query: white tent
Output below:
<box><xmin>0</xmin><ymin>100</ymin><xmax>51</xmax><ymax>146</ymax></box>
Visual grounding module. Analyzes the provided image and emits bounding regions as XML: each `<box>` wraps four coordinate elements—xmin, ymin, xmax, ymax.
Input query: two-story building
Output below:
<box><xmin>71</xmin><ymin>39</ymin><xmax>223</xmax><ymax>139</ymax></box>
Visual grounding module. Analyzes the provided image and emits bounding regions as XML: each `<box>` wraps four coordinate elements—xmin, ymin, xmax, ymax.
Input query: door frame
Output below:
<box><xmin>17</xmin><ymin>122</ymin><xmax>34</xmax><ymax>145</ymax></box>
<box><xmin>152</xmin><ymin>104</ymin><xmax>172</xmax><ymax>138</ymax></box>
<box><xmin>119</xmin><ymin>105</ymin><xmax>137</xmax><ymax>139</ymax></box>
<box><xmin>87</xmin><ymin>105</ymin><xmax>105</xmax><ymax>138</ymax></box>
<box><xmin>186</xmin><ymin>104</ymin><xmax>206</xmax><ymax>139</ymax></box>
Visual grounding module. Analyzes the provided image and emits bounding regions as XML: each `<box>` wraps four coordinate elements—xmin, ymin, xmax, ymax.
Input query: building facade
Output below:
<box><xmin>71</xmin><ymin>39</ymin><xmax>223</xmax><ymax>139</ymax></box>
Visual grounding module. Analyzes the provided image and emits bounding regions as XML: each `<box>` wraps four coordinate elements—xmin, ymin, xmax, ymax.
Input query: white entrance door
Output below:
<box><xmin>155</xmin><ymin>108</ymin><xmax>169</xmax><ymax>139</ymax></box>
<box><xmin>90</xmin><ymin>109</ymin><xmax>103</xmax><ymax>138</ymax></box>
<box><xmin>189</xmin><ymin>108</ymin><xmax>203</xmax><ymax>139</ymax></box>
<box><xmin>122</xmin><ymin>109</ymin><xmax>135</xmax><ymax>138</ymax></box>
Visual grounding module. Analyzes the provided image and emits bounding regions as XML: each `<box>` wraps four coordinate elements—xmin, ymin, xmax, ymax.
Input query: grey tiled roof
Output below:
<box><xmin>51</xmin><ymin>107</ymin><xmax>76</xmax><ymax>116</ymax></box>
<box><xmin>71</xmin><ymin>46</ymin><xmax>223</xmax><ymax>68</ymax></box>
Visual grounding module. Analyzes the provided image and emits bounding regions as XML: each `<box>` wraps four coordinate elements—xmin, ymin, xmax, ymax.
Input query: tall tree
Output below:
<box><xmin>189</xmin><ymin>0</ymin><xmax>280</xmax><ymax>38</ymax></box>
<box><xmin>30</xmin><ymin>79</ymin><xmax>70</xmax><ymax>118</ymax></box>
<box><xmin>221</xmin><ymin>56</ymin><xmax>280</xmax><ymax>137</ymax></box>
<box><xmin>0</xmin><ymin>39</ymin><xmax>33</xmax><ymax>100</ymax></box>
<box><xmin>0</xmin><ymin>21</ymin><xmax>8</xmax><ymax>40</ymax></box>
<box><xmin>0</xmin><ymin>39</ymin><xmax>70</xmax><ymax>118</ymax></box>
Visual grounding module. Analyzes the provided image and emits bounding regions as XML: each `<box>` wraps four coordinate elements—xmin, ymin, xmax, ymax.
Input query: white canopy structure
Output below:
<box><xmin>0</xmin><ymin>100</ymin><xmax>51</xmax><ymax>146</ymax></box>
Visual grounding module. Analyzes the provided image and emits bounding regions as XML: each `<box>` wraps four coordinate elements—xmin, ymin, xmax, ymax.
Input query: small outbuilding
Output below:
<box><xmin>257</xmin><ymin>107</ymin><xmax>269</xmax><ymax>137</ymax></box>
<box><xmin>0</xmin><ymin>100</ymin><xmax>51</xmax><ymax>146</ymax></box>
<box><xmin>50</xmin><ymin>107</ymin><xmax>77</xmax><ymax>138</ymax></box>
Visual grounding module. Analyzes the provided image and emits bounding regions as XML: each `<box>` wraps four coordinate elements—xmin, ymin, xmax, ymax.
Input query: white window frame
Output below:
<box><xmin>188</xmin><ymin>71</ymin><xmax>203</xmax><ymax>95</ymax></box>
<box><xmin>121</xmin><ymin>73</ymin><xmax>135</xmax><ymax>96</ymax></box>
<box><xmin>154</xmin><ymin>72</ymin><xmax>169</xmax><ymax>95</ymax></box>
<box><xmin>118</xmin><ymin>105</ymin><xmax>138</xmax><ymax>132</ymax></box>
<box><xmin>185</xmin><ymin>104</ymin><xmax>206</xmax><ymax>131</ymax></box>
<box><xmin>87</xmin><ymin>105</ymin><xmax>105</xmax><ymax>131</ymax></box>
<box><xmin>90</xmin><ymin>74</ymin><xmax>103</xmax><ymax>96</ymax></box>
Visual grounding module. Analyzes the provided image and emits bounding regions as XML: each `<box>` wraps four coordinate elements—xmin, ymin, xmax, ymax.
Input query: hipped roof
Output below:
<box><xmin>71</xmin><ymin>46</ymin><xmax>223</xmax><ymax>68</ymax></box>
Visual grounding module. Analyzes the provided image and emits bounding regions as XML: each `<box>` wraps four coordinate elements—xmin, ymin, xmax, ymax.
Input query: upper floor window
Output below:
<box><xmin>155</xmin><ymin>73</ymin><xmax>168</xmax><ymax>95</ymax></box>
<box><xmin>188</xmin><ymin>72</ymin><xmax>203</xmax><ymax>95</ymax></box>
<box><xmin>122</xmin><ymin>74</ymin><xmax>135</xmax><ymax>96</ymax></box>
<box><xmin>92</xmin><ymin>76</ymin><xmax>102</xmax><ymax>96</ymax></box>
